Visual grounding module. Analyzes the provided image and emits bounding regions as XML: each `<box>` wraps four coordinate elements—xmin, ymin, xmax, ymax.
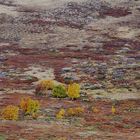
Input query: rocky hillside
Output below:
<box><xmin>0</xmin><ymin>0</ymin><xmax>140</xmax><ymax>139</ymax></box>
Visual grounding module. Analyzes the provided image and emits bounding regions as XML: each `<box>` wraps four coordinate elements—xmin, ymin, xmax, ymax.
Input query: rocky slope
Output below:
<box><xmin>0</xmin><ymin>0</ymin><xmax>140</xmax><ymax>139</ymax></box>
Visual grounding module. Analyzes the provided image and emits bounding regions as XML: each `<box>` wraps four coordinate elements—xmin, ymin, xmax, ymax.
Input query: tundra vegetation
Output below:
<box><xmin>0</xmin><ymin>0</ymin><xmax>139</xmax><ymax>139</ymax></box>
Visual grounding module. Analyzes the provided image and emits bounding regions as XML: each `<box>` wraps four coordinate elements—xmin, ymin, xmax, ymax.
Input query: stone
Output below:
<box><xmin>0</xmin><ymin>56</ymin><xmax>8</xmax><ymax>62</ymax></box>
<box><xmin>61</xmin><ymin>67</ymin><xmax>73</xmax><ymax>73</ymax></box>
<box><xmin>0</xmin><ymin>71</ymin><xmax>7</xmax><ymax>78</ymax></box>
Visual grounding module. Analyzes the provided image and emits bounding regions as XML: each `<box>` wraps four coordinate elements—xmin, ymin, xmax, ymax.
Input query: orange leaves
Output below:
<box><xmin>20</xmin><ymin>97</ymin><xmax>29</xmax><ymax>112</ymax></box>
<box><xmin>20</xmin><ymin>97</ymin><xmax>40</xmax><ymax>116</ymax></box>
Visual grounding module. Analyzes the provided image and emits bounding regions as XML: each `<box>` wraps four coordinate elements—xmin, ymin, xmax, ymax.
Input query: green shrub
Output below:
<box><xmin>0</xmin><ymin>134</ymin><xmax>6</xmax><ymax>140</ymax></box>
<box><xmin>52</xmin><ymin>85</ymin><xmax>67</xmax><ymax>98</ymax></box>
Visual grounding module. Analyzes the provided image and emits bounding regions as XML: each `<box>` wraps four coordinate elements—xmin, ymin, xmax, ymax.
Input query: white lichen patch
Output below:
<box><xmin>0</xmin><ymin>5</ymin><xmax>18</xmax><ymax>17</ymax></box>
<box><xmin>87</xmin><ymin>88</ymin><xmax>140</xmax><ymax>100</ymax></box>
<box><xmin>24</xmin><ymin>66</ymin><xmax>55</xmax><ymax>80</ymax></box>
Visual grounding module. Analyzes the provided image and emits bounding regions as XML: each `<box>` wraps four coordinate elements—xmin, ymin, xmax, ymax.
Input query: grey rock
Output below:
<box><xmin>62</xmin><ymin>67</ymin><xmax>73</xmax><ymax>73</ymax></box>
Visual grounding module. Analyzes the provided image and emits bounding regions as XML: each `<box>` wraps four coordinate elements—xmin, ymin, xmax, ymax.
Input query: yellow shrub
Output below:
<box><xmin>56</xmin><ymin>109</ymin><xmax>65</xmax><ymax>119</ymax></box>
<box><xmin>2</xmin><ymin>105</ymin><xmax>19</xmax><ymax>120</ymax></box>
<box><xmin>112</xmin><ymin>106</ymin><xmax>116</xmax><ymax>114</ymax></box>
<box><xmin>92</xmin><ymin>107</ymin><xmax>100</xmax><ymax>113</ymax></box>
<box><xmin>67</xmin><ymin>107</ymin><xmax>84</xmax><ymax>116</ymax></box>
<box><xmin>75</xmin><ymin>107</ymin><xmax>84</xmax><ymax>114</ymax></box>
<box><xmin>39</xmin><ymin>80</ymin><xmax>55</xmax><ymax>90</ymax></box>
<box><xmin>32</xmin><ymin>112</ymin><xmax>39</xmax><ymax>119</ymax></box>
<box><xmin>20</xmin><ymin>97</ymin><xmax>40</xmax><ymax>116</ymax></box>
<box><xmin>67</xmin><ymin>108</ymin><xmax>75</xmax><ymax>116</ymax></box>
<box><xmin>67</xmin><ymin>83</ymin><xmax>80</xmax><ymax>99</ymax></box>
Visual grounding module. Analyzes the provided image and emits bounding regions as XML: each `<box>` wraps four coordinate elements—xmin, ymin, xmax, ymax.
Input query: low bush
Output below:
<box><xmin>35</xmin><ymin>80</ymin><xmax>55</xmax><ymax>96</ymax></box>
<box><xmin>67</xmin><ymin>107</ymin><xmax>84</xmax><ymax>116</ymax></box>
<box><xmin>67</xmin><ymin>83</ymin><xmax>80</xmax><ymax>99</ymax></box>
<box><xmin>56</xmin><ymin>109</ymin><xmax>65</xmax><ymax>119</ymax></box>
<box><xmin>1</xmin><ymin>105</ymin><xmax>19</xmax><ymax>120</ymax></box>
<box><xmin>20</xmin><ymin>97</ymin><xmax>40</xmax><ymax>116</ymax></box>
<box><xmin>38</xmin><ymin>80</ymin><xmax>55</xmax><ymax>90</ymax></box>
<box><xmin>52</xmin><ymin>85</ymin><xmax>67</xmax><ymax>98</ymax></box>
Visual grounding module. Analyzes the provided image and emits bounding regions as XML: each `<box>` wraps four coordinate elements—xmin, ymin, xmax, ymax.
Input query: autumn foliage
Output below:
<box><xmin>20</xmin><ymin>97</ymin><xmax>40</xmax><ymax>116</ymax></box>
<box><xmin>1</xmin><ymin>105</ymin><xmax>19</xmax><ymax>120</ymax></box>
<box><xmin>67</xmin><ymin>83</ymin><xmax>80</xmax><ymax>99</ymax></box>
<box><xmin>67</xmin><ymin>107</ymin><xmax>84</xmax><ymax>116</ymax></box>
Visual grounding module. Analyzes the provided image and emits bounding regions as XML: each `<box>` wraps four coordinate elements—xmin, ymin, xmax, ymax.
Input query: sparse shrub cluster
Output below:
<box><xmin>55</xmin><ymin>105</ymin><xmax>116</xmax><ymax>120</ymax></box>
<box><xmin>35</xmin><ymin>80</ymin><xmax>81</xmax><ymax>99</ymax></box>
<box><xmin>1</xmin><ymin>97</ymin><xmax>40</xmax><ymax>120</ymax></box>
<box><xmin>67</xmin><ymin>107</ymin><xmax>84</xmax><ymax>116</ymax></box>
<box><xmin>1</xmin><ymin>79</ymin><xmax>81</xmax><ymax>121</ymax></box>
<box><xmin>0</xmin><ymin>77</ymin><xmax>118</xmax><ymax>122</ymax></box>
<box><xmin>56</xmin><ymin>106</ymin><xmax>84</xmax><ymax>119</ymax></box>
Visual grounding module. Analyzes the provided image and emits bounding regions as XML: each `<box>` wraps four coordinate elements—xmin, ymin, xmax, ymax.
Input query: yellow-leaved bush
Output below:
<box><xmin>35</xmin><ymin>80</ymin><xmax>55</xmax><ymax>96</ymax></box>
<box><xmin>1</xmin><ymin>105</ymin><xmax>19</xmax><ymax>120</ymax></box>
<box><xmin>39</xmin><ymin>80</ymin><xmax>55</xmax><ymax>90</ymax></box>
<box><xmin>67</xmin><ymin>107</ymin><xmax>84</xmax><ymax>116</ymax></box>
<box><xmin>92</xmin><ymin>107</ymin><xmax>100</xmax><ymax>113</ymax></box>
<box><xmin>112</xmin><ymin>106</ymin><xmax>116</xmax><ymax>114</ymax></box>
<box><xmin>56</xmin><ymin>109</ymin><xmax>65</xmax><ymax>119</ymax></box>
<box><xmin>20</xmin><ymin>97</ymin><xmax>40</xmax><ymax>116</ymax></box>
<box><xmin>67</xmin><ymin>83</ymin><xmax>80</xmax><ymax>99</ymax></box>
